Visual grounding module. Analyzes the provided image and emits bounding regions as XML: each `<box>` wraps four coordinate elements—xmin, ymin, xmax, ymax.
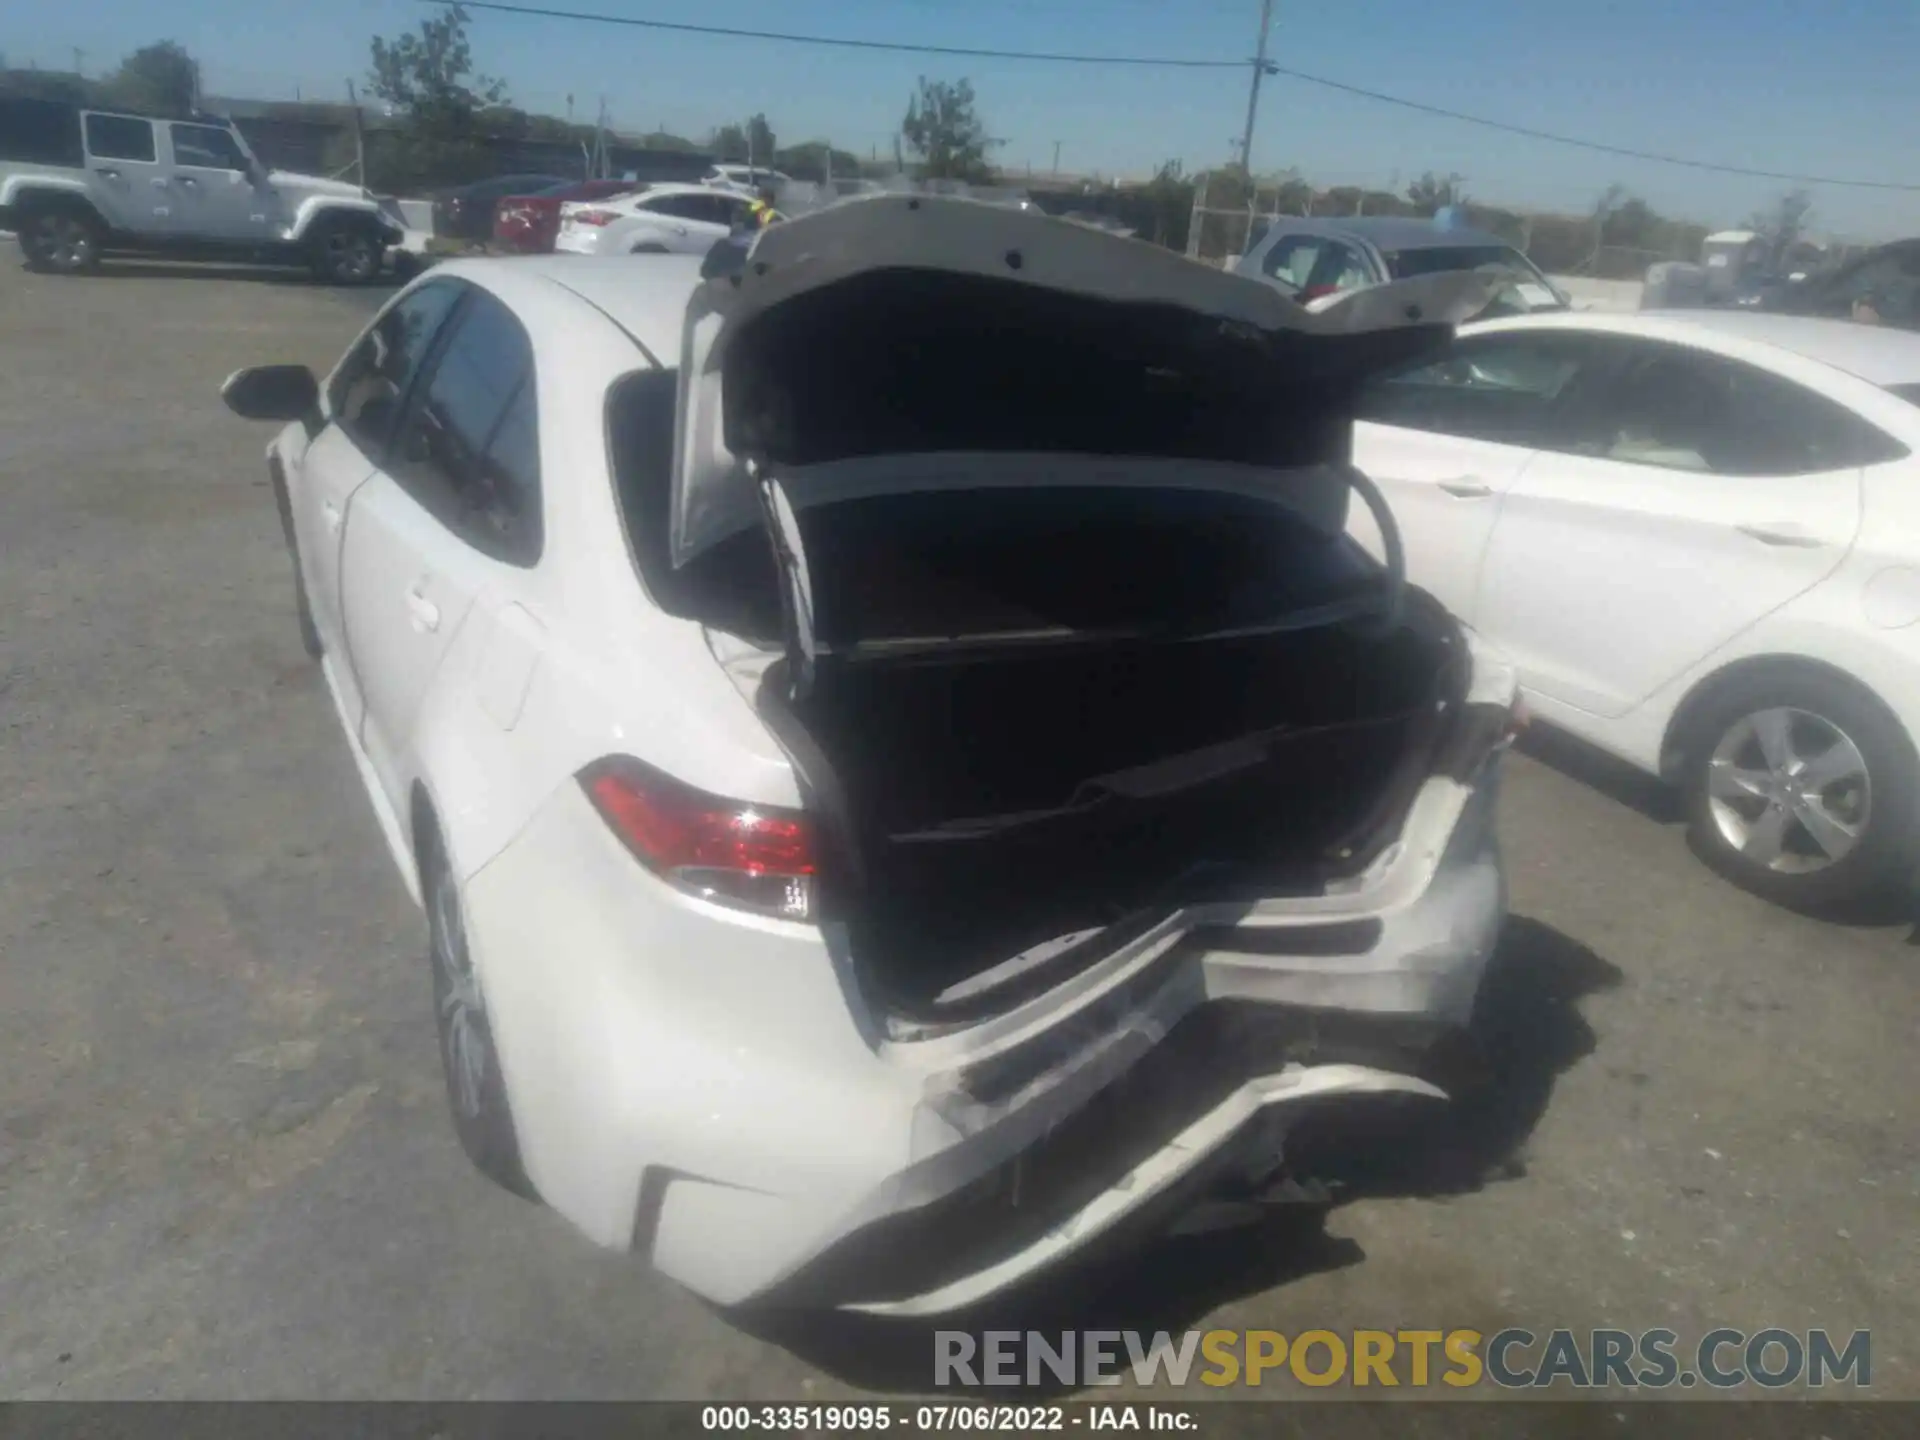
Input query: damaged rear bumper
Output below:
<box><xmin>763</xmin><ymin>778</ymin><xmax>1504</xmax><ymax>1314</ymax></box>
<box><xmin>463</xmin><ymin>739</ymin><xmax>1506</xmax><ymax>1317</ymax></box>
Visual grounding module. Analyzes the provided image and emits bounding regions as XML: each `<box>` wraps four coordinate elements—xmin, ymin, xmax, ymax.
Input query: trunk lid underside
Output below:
<box><xmin>661</xmin><ymin>201</ymin><xmax>1487</xmax><ymax>1021</ymax></box>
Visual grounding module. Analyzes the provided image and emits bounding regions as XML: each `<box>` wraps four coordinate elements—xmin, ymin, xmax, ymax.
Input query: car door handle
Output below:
<box><xmin>405</xmin><ymin>584</ymin><xmax>441</xmax><ymax>633</ymax></box>
<box><xmin>95</xmin><ymin>166</ymin><xmax>122</xmax><ymax>180</ymax></box>
<box><xmin>178</xmin><ymin>176</ymin><xmax>199</xmax><ymax>189</ymax></box>
<box><xmin>1736</xmin><ymin>523</ymin><xmax>1825</xmax><ymax>548</ymax></box>
<box><xmin>151</xmin><ymin>176</ymin><xmax>173</xmax><ymax>189</ymax></box>
<box><xmin>1437</xmin><ymin>478</ymin><xmax>1495</xmax><ymax>498</ymax></box>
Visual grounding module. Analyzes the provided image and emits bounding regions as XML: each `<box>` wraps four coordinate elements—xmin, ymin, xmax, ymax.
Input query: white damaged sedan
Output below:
<box><xmin>220</xmin><ymin>196</ymin><xmax>1521</xmax><ymax>1316</ymax></box>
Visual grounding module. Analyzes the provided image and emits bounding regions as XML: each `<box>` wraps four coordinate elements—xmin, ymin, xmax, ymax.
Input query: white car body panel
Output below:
<box><xmin>553</xmin><ymin>183</ymin><xmax>740</xmax><ymax>257</ymax></box>
<box><xmin>1349</xmin><ymin>308</ymin><xmax>1920</xmax><ymax>777</ymax></box>
<box><xmin>256</xmin><ymin>211</ymin><xmax>1520</xmax><ymax>1313</ymax></box>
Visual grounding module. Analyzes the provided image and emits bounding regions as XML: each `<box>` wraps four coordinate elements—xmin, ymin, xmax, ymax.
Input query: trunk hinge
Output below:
<box><xmin>750</xmin><ymin>460</ymin><xmax>820</xmax><ymax>701</ymax></box>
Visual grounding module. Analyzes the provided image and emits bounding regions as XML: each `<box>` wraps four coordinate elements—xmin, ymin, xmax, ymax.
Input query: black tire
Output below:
<box><xmin>18</xmin><ymin>203</ymin><xmax>105</xmax><ymax>275</ymax></box>
<box><xmin>289</xmin><ymin>544</ymin><xmax>324</xmax><ymax>660</ymax></box>
<box><xmin>268</xmin><ymin>465</ymin><xmax>323</xmax><ymax>659</ymax></box>
<box><xmin>1681</xmin><ymin>666</ymin><xmax>1920</xmax><ymax>915</ymax></box>
<box><xmin>420</xmin><ymin>823</ymin><xmax>537</xmax><ymax>1200</ymax></box>
<box><xmin>307</xmin><ymin>215</ymin><xmax>384</xmax><ymax>285</ymax></box>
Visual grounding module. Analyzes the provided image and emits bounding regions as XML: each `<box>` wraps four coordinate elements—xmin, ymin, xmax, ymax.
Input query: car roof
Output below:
<box><xmin>1267</xmin><ymin>215</ymin><xmax>1516</xmax><ymax>252</ymax></box>
<box><xmin>1473</xmin><ymin>308</ymin><xmax>1920</xmax><ymax>388</ymax></box>
<box><xmin>435</xmin><ymin>253</ymin><xmax>705</xmax><ymax>366</ymax></box>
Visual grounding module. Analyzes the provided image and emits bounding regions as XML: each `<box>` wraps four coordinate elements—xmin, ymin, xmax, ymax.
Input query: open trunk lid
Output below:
<box><xmin>670</xmin><ymin>194</ymin><xmax>1499</xmax><ymax>676</ymax></box>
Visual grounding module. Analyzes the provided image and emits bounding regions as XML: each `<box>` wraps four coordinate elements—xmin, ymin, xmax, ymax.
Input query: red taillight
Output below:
<box><xmin>581</xmin><ymin>758</ymin><xmax>816</xmax><ymax>920</ymax></box>
<box><xmin>571</xmin><ymin>209</ymin><xmax>618</xmax><ymax>227</ymax></box>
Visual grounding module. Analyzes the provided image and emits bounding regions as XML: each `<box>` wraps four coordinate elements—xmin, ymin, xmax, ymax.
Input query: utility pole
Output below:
<box><xmin>346</xmin><ymin>80</ymin><xmax>366</xmax><ymax>188</ymax></box>
<box><xmin>1051</xmin><ymin>140</ymin><xmax>1061</xmax><ymax>175</ymax></box>
<box><xmin>72</xmin><ymin>48</ymin><xmax>85</xmax><ymax>78</ymax></box>
<box><xmin>1239</xmin><ymin>0</ymin><xmax>1276</xmax><ymax>176</ymax></box>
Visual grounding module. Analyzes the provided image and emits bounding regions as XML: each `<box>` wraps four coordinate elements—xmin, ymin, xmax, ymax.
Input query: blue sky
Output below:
<box><xmin>12</xmin><ymin>0</ymin><xmax>1920</xmax><ymax>238</ymax></box>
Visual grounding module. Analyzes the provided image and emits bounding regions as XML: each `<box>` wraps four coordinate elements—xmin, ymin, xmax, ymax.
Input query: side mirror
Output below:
<box><xmin>222</xmin><ymin>364</ymin><xmax>319</xmax><ymax>422</ymax></box>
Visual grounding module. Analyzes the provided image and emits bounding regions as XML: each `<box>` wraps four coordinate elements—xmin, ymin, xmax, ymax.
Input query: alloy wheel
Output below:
<box><xmin>35</xmin><ymin>214</ymin><xmax>95</xmax><ymax>271</ymax></box>
<box><xmin>430</xmin><ymin>865</ymin><xmax>488</xmax><ymax>1120</ymax></box>
<box><xmin>324</xmin><ymin>231</ymin><xmax>377</xmax><ymax>283</ymax></box>
<box><xmin>1705</xmin><ymin>706</ymin><xmax>1870</xmax><ymax>874</ymax></box>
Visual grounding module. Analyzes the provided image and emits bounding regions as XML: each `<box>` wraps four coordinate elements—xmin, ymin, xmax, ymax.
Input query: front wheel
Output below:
<box><xmin>307</xmin><ymin>217</ymin><xmax>383</xmax><ymax>285</ymax></box>
<box><xmin>1683</xmin><ymin>669</ymin><xmax>1920</xmax><ymax>915</ymax></box>
<box><xmin>19</xmin><ymin>207</ymin><xmax>104</xmax><ymax>274</ymax></box>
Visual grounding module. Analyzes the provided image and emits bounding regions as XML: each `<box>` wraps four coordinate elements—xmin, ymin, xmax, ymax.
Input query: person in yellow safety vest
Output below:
<box><xmin>747</xmin><ymin>187</ymin><xmax>780</xmax><ymax>229</ymax></box>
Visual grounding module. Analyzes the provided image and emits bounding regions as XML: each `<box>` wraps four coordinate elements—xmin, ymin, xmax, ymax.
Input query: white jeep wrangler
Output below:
<box><xmin>0</xmin><ymin>95</ymin><xmax>404</xmax><ymax>284</ymax></box>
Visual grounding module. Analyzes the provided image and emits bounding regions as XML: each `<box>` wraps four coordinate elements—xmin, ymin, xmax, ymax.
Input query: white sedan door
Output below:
<box><xmin>340</xmin><ymin>287</ymin><xmax>544</xmax><ymax>815</ymax></box>
<box><xmin>628</xmin><ymin>191</ymin><xmax>745</xmax><ymax>254</ymax></box>
<box><xmin>1348</xmin><ymin>330</ymin><xmax>1598</xmax><ymax>622</ymax></box>
<box><xmin>294</xmin><ymin>279</ymin><xmax>468</xmax><ymax>717</ymax></box>
<box><xmin>1473</xmin><ymin>336</ymin><xmax>1864</xmax><ymax>717</ymax></box>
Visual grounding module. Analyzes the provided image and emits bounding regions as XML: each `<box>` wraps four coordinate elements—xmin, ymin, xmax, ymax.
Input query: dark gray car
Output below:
<box><xmin>1236</xmin><ymin>215</ymin><xmax>1569</xmax><ymax>314</ymax></box>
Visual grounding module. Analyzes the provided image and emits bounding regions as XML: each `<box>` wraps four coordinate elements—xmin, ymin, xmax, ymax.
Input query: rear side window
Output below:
<box><xmin>1358</xmin><ymin>333</ymin><xmax>1597</xmax><ymax>447</ymax></box>
<box><xmin>390</xmin><ymin>292</ymin><xmax>544</xmax><ymax>565</ymax></box>
<box><xmin>1571</xmin><ymin>342</ymin><xmax>1907</xmax><ymax>475</ymax></box>
<box><xmin>327</xmin><ymin>280</ymin><xmax>467</xmax><ymax>454</ymax></box>
<box><xmin>0</xmin><ymin>97</ymin><xmax>85</xmax><ymax>167</ymax></box>
<box><xmin>83</xmin><ymin>113</ymin><xmax>156</xmax><ymax>163</ymax></box>
<box><xmin>606</xmin><ymin>369</ymin><xmax>783</xmax><ymax>636</ymax></box>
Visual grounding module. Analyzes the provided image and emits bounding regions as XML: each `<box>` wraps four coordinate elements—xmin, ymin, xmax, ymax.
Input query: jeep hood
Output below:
<box><xmin>267</xmin><ymin>170</ymin><xmax>370</xmax><ymax>201</ymax></box>
<box><xmin>670</xmin><ymin>194</ymin><xmax>1496</xmax><ymax>571</ymax></box>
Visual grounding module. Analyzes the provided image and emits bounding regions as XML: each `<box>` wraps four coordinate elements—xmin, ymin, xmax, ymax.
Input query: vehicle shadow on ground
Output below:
<box><xmin>732</xmin><ymin>915</ymin><xmax>1622</xmax><ymax>1394</ymax></box>
<box><xmin>1516</xmin><ymin>725</ymin><xmax>1681</xmax><ymax>823</ymax></box>
<box><xmin>27</xmin><ymin>260</ymin><xmax>406</xmax><ymax>292</ymax></box>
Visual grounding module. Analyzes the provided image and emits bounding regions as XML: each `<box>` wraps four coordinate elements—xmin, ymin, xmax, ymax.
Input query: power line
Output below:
<box><xmin>1266</xmin><ymin>65</ymin><xmax>1920</xmax><ymax>192</ymax></box>
<box><xmin>433</xmin><ymin>0</ymin><xmax>1242</xmax><ymax>68</ymax></box>
<box><xmin>422</xmin><ymin>0</ymin><xmax>1920</xmax><ymax>191</ymax></box>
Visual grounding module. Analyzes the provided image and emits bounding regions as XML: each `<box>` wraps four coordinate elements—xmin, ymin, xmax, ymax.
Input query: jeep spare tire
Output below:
<box><xmin>307</xmin><ymin>215</ymin><xmax>382</xmax><ymax>285</ymax></box>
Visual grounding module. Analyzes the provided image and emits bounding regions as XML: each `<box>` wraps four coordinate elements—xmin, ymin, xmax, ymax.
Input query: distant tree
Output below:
<box><xmin>773</xmin><ymin>140</ymin><xmax>863</xmax><ymax>184</ymax></box>
<box><xmin>102</xmin><ymin>41</ymin><xmax>198</xmax><ymax>116</ymax></box>
<box><xmin>1748</xmin><ymin>188</ymin><xmax>1815</xmax><ymax>268</ymax></box>
<box><xmin>365</xmin><ymin>2</ymin><xmax>508</xmax><ymax>190</ymax></box>
<box><xmin>900</xmin><ymin>76</ymin><xmax>995</xmax><ymax>183</ymax></box>
<box><xmin>710</xmin><ymin>123</ymin><xmax>748</xmax><ymax>163</ymax></box>
<box><xmin>1140</xmin><ymin>159</ymin><xmax>1194</xmax><ymax>249</ymax></box>
<box><xmin>368</xmin><ymin>2</ymin><xmax>504</xmax><ymax>135</ymax></box>
<box><xmin>746</xmin><ymin>113</ymin><xmax>776</xmax><ymax>165</ymax></box>
<box><xmin>1405</xmin><ymin>170</ymin><xmax>1467</xmax><ymax>215</ymax></box>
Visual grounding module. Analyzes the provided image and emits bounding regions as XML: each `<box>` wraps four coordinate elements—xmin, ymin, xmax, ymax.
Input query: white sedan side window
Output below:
<box><xmin>1581</xmin><ymin>345</ymin><xmax>1902</xmax><ymax>478</ymax></box>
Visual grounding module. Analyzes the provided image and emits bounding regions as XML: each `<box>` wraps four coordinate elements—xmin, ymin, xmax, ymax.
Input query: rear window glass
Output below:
<box><xmin>1385</xmin><ymin>244</ymin><xmax>1531</xmax><ymax>279</ymax></box>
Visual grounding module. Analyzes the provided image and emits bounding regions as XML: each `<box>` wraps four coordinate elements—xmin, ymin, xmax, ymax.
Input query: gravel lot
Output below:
<box><xmin>2</xmin><ymin>255</ymin><xmax>1916</xmax><ymax>1413</ymax></box>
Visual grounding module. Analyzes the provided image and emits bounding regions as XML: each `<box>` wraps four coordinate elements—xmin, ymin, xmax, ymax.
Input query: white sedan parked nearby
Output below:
<box><xmin>1348</xmin><ymin>308</ymin><xmax>1920</xmax><ymax>912</ymax></box>
<box><xmin>219</xmin><ymin>198</ymin><xmax>1522</xmax><ymax>1315</ymax></box>
<box><xmin>553</xmin><ymin>181</ymin><xmax>759</xmax><ymax>257</ymax></box>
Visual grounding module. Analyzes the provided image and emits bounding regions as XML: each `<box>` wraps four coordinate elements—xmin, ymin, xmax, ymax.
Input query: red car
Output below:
<box><xmin>493</xmin><ymin>179</ymin><xmax>643</xmax><ymax>254</ymax></box>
